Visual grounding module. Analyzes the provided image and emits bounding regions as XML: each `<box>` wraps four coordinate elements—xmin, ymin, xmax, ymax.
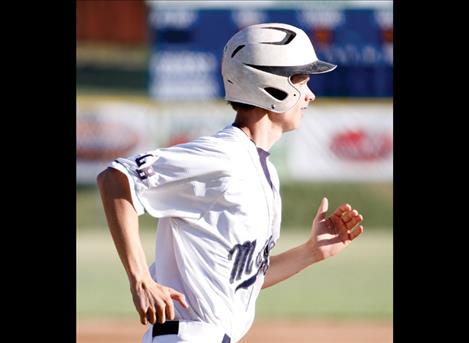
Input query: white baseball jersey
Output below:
<box><xmin>110</xmin><ymin>125</ymin><xmax>282</xmax><ymax>342</ymax></box>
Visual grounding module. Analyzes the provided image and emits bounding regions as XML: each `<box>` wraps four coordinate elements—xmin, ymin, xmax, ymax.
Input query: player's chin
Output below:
<box><xmin>282</xmin><ymin>113</ymin><xmax>303</xmax><ymax>132</ymax></box>
<box><xmin>283</xmin><ymin>121</ymin><xmax>301</xmax><ymax>132</ymax></box>
<box><xmin>293</xmin><ymin>115</ymin><xmax>304</xmax><ymax>130</ymax></box>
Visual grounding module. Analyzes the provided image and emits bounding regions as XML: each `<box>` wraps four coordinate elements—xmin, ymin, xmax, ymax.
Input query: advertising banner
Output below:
<box><xmin>76</xmin><ymin>102</ymin><xmax>155</xmax><ymax>184</ymax></box>
<box><xmin>287</xmin><ymin>103</ymin><xmax>392</xmax><ymax>181</ymax></box>
<box><xmin>77</xmin><ymin>97</ymin><xmax>392</xmax><ymax>184</ymax></box>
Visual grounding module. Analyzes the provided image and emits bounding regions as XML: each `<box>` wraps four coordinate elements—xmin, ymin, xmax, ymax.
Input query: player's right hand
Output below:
<box><xmin>130</xmin><ymin>278</ymin><xmax>189</xmax><ymax>325</ymax></box>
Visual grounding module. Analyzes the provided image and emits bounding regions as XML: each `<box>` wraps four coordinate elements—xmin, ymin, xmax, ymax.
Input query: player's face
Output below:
<box><xmin>280</xmin><ymin>74</ymin><xmax>315</xmax><ymax>132</ymax></box>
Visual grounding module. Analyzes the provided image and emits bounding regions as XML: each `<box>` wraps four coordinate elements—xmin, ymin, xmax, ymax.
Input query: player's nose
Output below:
<box><xmin>306</xmin><ymin>87</ymin><xmax>315</xmax><ymax>102</ymax></box>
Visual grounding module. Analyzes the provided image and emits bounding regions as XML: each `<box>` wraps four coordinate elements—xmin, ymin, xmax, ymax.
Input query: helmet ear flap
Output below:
<box><xmin>263</xmin><ymin>81</ymin><xmax>302</xmax><ymax>112</ymax></box>
<box><xmin>264</xmin><ymin>87</ymin><xmax>288</xmax><ymax>101</ymax></box>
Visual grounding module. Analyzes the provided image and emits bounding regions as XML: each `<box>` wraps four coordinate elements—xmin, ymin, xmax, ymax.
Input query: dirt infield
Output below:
<box><xmin>77</xmin><ymin>318</ymin><xmax>392</xmax><ymax>343</ymax></box>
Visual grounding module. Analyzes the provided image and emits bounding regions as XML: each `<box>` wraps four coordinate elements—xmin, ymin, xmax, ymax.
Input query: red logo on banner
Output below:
<box><xmin>313</xmin><ymin>27</ymin><xmax>333</xmax><ymax>45</ymax></box>
<box><xmin>330</xmin><ymin>129</ymin><xmax>392</xmax><ymax>161</ymax></box>
<box><xmin>77</xmin><ymin>119</ymin><xmax>139</xmax><ymax>161</ymax></box>
<box><xmin>167</xmin><ymin>133</ymin><xmax>192</xmax><ymax>147</ymax></box>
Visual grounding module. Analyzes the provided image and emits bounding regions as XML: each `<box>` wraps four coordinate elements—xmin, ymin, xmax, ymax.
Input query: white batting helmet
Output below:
<box><xmin>222</xmin><ymin>23</ymin><xmax>336</xmax><ymax>113</ymax></box>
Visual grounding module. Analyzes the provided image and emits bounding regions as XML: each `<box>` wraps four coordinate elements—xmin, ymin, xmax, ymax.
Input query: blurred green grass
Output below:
<box><xmin>280</xmin><ymin>182</ymin><xmax>392</xmax><ymax>229</ymax></box>
<box><xmin>77</xmin><ymin>228</ymin><xmax>392</xmax><ymax>320</ymax></box>
<box><xmin>77</xmin><ymin>185</ymin><xmax>158</xmax><ymax>229</ymax></box>
<box><xmin>256</xmin><ymin>229</ymin><xmax>392</xmax><ymax>319</ymax></box>
<box><xmin>77</xmin><ymin>182</ymin><xmax>392</xmax><ymax>230</ymax></box>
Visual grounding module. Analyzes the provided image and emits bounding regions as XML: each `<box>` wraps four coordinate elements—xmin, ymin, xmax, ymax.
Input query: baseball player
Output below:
<box><xmin>97</xmin><ymin>23</ymin><xmax>364</xmax><ymax>343</ymax></box>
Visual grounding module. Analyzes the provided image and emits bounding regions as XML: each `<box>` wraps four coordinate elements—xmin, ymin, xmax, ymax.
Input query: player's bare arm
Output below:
<box><xmin>97</xmin><ymin>168</ymin><xmax>188</xmax><ymax>325</ymax></box>
<box><xmin>262</xmin><ymin>197</ymin><xmax>364</xmax><ymax>289</ymax></box>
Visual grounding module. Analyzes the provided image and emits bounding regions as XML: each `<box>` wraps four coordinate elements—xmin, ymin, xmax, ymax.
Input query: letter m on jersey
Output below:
<box><xmin>228</xmin><ymin>240</ymin><xmax>257</xmax><ymax>284</ymax></box>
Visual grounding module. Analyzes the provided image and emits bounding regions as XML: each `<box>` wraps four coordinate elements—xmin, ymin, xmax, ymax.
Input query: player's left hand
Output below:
<box><xmin>307</xmin><ymin>197</ymin><xmax>364</xmax><ymax>260</ymax></box>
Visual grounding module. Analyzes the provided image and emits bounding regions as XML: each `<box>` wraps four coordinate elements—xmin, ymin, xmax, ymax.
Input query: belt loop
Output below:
<box><xmin>152</xmin><ymin>321</ymin><xmax>179</xmax><ymax>337</ymax></box>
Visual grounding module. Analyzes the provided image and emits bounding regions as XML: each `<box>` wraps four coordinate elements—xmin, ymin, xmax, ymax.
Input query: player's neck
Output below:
<box><xmin>233</xmin><ymin>110</ymin><xmax>283</xmax><ymax>151</ymax></box>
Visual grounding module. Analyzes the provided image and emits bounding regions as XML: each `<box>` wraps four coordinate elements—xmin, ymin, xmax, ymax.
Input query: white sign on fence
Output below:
<box><xmin>77</xmin><ymin>97</ymin><xmax>392</xmax><ymax>184</ymax></box>
<box><xmin>287</xmin><ymin>103</ymin><xmax>392</xmax><ymax>181</ymax></box>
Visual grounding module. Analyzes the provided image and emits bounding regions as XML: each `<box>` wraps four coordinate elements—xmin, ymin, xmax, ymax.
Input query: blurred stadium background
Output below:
<box><xmin>77</xmin><ymin>1</ymin><xmax>392</xmax><ymax>342</ymax></box>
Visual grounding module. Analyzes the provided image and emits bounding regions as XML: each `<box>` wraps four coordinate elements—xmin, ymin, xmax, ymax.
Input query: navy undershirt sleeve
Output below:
<box><xmin>256</xmin><ymin>147</ymin><xmax>273</xmax><ymax>190</ymax></box>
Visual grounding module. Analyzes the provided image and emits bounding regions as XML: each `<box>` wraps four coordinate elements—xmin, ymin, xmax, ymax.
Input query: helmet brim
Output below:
<box><xmin>245</xmin><ymin>60</ymin><xmax>337</xmax><ymax>77</ymax></box>
<box><xmin>301</xmin><ymin>60</ymin><xmax>337</xmax><ymax>74</ymax></box>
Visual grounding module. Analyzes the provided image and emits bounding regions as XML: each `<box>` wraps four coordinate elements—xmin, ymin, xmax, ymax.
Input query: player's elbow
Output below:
<box><xmin>97</xmin><ymin>168</ymin><xmax>135</xmax><ymax>212</ymax></box>
<box><xmin>96</xmin><ymin>168</ymin><xmax>109</xmax><ymax>190</ymax></box>
<box><xmin>96</xmin><ymin>168</ymin><xmax>119</xmax><ymax>192</ymax></box>
<box><xmin>97</xmin><ymin>168</ymin><xmax>130</xmax><ymax>195</ymax></box>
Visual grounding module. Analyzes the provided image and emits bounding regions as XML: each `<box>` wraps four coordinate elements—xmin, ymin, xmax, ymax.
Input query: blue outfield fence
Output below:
<box><xmin>148</xmin><ymin>5</ymin><xmax>393</xmax><ymax>100</ymax></box>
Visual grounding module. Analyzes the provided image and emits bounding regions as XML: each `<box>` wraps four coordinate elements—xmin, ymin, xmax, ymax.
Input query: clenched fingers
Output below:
<box><xmin>162</xmin><ymin>287</ymin><xmax>189</xmax><ymax>321</ymax></box>
<box><xmin>334</xmin><ymin>208</ymin><xmax>363</xmax><ymax>226</ymax></box>
<box><xmin>156</xmin><ymin>300</ymin><xmax>166</xmax><ymax>323</ymax></box>
<box><xmin>138</xmin><ymin>307</ymin><xmax>148</xmax><ymax>325</ymax></box>
<box><xmin>348</xmin><ymin>225</ymin><xmax>364</xmax><ymax>241</ymax></box>
<box><xmin>331</xmin><ymin>207</ymin><xmax>364</xmax><ymax>242</ymax></box>
<box><xmin>341</xmin><ymin>209</ymin><xmax>358</xmax><ymax>223</ymax></box>
<box><xmin>165</xmin><ymin>296</ymin><xmax>175</xmax><ymax>321</ymax></box>
<box><xmin>134</xmin><ymin>294</ymin><xmax>150</xmax><ymax>325</ymax></box>
<box><xmin>133</xmin><ymin>283</ymin><xmax>188</xmax><ymax>325</ymax></box>
<box><xmin>146</xmin><ymin>305</ymin><xmax>157</xmax><ymax>324</ymax></box>
<box><xmin>146</xmin><ymin>297</ymin><xmax>173</xmax><ymax>324</ymax></box>
<box><xmin>165</xmin><ymin>288</ymin><xmax>190</xmax><ymax>321</ymax></box>
<box><xmin>344</xmin><ymin>213</ymin><xmax>363</xmax><ymax>230</ymax></box>
<box><xmin>332</xmin><ymin>204</ymin><xmax>352</xmax><ymax>219</ymax></box>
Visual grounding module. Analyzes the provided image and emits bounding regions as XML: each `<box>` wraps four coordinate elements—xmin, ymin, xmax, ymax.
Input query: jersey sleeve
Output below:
<box><xmin>109</xmin><ymin>139</ymin><xmax>232</xmax><ymax>219</ymax></box>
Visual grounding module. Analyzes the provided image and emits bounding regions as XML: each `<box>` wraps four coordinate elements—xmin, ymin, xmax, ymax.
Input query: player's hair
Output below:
<box><xmin>222</xmin><ymin>23</ymin><xmax>336</xmax><ymax>113</ymax></box>
<box><xmin>228</xmin><ymin>101</ymin><xmax>256</xmax><ymax>112</ymax></box>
